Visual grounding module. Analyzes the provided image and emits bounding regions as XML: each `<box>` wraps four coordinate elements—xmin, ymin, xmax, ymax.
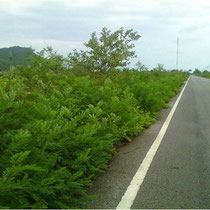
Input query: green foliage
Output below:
<box><xmin>0</xmin><ymin>28</ymin><xmax>188</xmax><ymax>208</ymax></box>
<box><xmin>135</xmin><ymin>61</ymin><xmax>148</xmax><ymax>71</ymax></box>
<box><xmin>0</xmin><ymin>56</ymin><xmax>188</xmax><ymax>208</ymax></box>
<box><xmin>152</xmin><ymin>64</ymin><xmax>166</xmax><ymax>71</ymax></box>
<box><xmin>193</xmin><ymin>68</ymin><xmax>210</xmax><ymax>79</ymax></box>
<box><xmin>0</xmin><ymin>46</ymin><xmax>33</xmax><ymax>71</ymax></box>
<box><xmin>67</xmin><ymin>27</ymin><xmax>140</xmax><ymax>72</ymax></box>
<box><xmin>193</xmin><ymin>68</ymin><xmax>201</xmax><ymax>75</ymax></box>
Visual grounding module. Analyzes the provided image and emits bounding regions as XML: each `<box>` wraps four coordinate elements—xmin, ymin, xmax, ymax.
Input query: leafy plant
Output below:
<box><xmin>67</xmin><ymin>27</ymin><xmax>140</xmax><ymax>72</ymax></box>
<box><xmin>0</xmin><ymin>28</ymin><xmax>188</xmax><ymax>208</ymax></box>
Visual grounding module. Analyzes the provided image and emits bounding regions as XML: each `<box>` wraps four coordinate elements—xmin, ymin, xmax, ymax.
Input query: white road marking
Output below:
<box><xmin>116</xmin><ymin>78</ymin><xmax>190</xmax><ymax>209</ymax></box>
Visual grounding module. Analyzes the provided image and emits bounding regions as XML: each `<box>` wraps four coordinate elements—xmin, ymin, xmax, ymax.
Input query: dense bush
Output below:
<box><xmin>0</xmin><ymin>61</ymin><xmax>187</xmax><ymax>208</ymax></box>
<box><xmin>0</xmin><ymin>27</ymin><xmax>188</xmax><ymax>208</ymax></box>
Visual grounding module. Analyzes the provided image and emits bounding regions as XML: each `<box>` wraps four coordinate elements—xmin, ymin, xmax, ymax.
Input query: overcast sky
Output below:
<box><xmin>1</xmin><ymin>0</ymin><xmax>210</xmax><ymax>70</ymax></box>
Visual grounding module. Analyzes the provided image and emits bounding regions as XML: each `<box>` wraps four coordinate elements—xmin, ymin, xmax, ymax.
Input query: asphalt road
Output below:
<box><xmin>87</xmin><ymin>76</ymin><xmax>210</xmax><ymax>209</ymax></box>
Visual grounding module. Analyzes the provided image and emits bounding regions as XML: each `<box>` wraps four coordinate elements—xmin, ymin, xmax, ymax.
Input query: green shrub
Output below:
<box><xmin>0</xmin><ymin>63</ymin><xmax>188</xmax><ymax>208</ymax></box>
<box><xmin>0</xmin><ymin>41</ymin><xmax>188</xmax><ymax>208</ymax></box>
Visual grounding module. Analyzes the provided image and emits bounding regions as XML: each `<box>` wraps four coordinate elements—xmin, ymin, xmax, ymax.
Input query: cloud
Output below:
<box><xmin>58</xmin><ymin>0</ymin><xmax>105</xmax><ymax>8</ymax></box>
<box><xmin>0</xmin><ymin>0</ymin><xmax>105</xmax><ymax>15</ymax></box>
<box><xmin>106</xmin><ymin>15</ymin><xmax>150</xmax><ymax>24</ymax></box>
<box><xmin>0</xmin><ymin>0</ymin><xmax>43</xmax><ymax>15</ymax></box>
<box><xmin>1</xmin><ymin>0</ymin><xmax>210</xmax><ymax>69</ymax></box>
<box><xmin>0</xmin><ymin>39</ymin><xmax>84</xmax><ymax>55</ymax></box>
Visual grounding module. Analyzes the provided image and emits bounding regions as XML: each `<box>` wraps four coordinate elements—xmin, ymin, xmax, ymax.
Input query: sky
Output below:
<box><xmin>1</xmin><ymin>0</ymin><xmax>210</xmax><ymax>70</ymax></box>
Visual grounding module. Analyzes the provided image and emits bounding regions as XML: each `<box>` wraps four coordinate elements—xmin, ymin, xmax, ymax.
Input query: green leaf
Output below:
<box><xmin>10</xmin><ymin>151</ymin><xmax>31</xmax><ymax>165</ymax></box>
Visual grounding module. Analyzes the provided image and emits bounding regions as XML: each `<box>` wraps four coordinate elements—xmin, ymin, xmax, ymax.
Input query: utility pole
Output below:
<box><xmin>176</xmin><ymin>38</ymin><xmax>179</xmax><ymax>70</ymax></box>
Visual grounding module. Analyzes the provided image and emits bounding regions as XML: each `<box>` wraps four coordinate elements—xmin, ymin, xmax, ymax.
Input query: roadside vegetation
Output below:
<box><xmin>0</xmin><ymin>28</ymin><xmax>188</xmax><ymax>208</ymax></box>
<box><xmin>193</xmin><ymin>68</ymin><xmax>210</xmax><ymax>79</ymax></box>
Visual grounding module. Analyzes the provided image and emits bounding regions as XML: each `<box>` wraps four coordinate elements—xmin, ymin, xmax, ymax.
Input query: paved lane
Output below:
<box><xmin>132</xmin><ymin>76</ymin><xmax>210</xmax><ymax>209</ymax></box>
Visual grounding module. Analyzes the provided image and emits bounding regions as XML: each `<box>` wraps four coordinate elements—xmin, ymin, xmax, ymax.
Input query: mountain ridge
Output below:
<box><xmin>0</xmin><ymin>46</ymin><xmax>33</xmax><ymax>70</ymax></box>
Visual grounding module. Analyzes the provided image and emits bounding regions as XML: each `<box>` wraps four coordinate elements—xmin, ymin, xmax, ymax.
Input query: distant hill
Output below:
<box><xmin>0</xmin><ymin>46</ymin><xmax>33</xmax><ymax>71</ymax></box>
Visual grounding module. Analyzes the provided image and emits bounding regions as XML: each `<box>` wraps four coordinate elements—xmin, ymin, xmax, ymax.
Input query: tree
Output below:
<box><xmin>28</xmin><ymin>46</ymin><xmax>65</xmax><ymax>73</ymax></box>
<box><xmin>135</xmin><ymin>61</ymin><xmax>148</xmax><ymax>71</ymax></box>
<box><xmin>193</xmin><ymin>68</ymin><xmax>201</xmax><ymax>75</ymax></box>
<box><xmin>203</xmin><ymin>70</ymin><xmax>209</xmax><ymax>74</ymax></box>
<box><xmin>152</xmin><ymin>64</ymin><xmax>165</xmax><ymax>71</ymax></box>
<box><xmin>67</xmin><ymin>27</ymin><xmax>141</xmax><ymax>72</ymax></box>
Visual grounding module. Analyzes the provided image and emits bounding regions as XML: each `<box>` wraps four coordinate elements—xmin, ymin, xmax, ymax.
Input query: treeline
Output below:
<box><xmin>0</xmin><ymin>46</ymin><xmax>32</xmax><ymax>71</ymax></box>
<box><xmin>0</xmin><ymin>28</ymin><xmax>188</xmax><ymax>208</ymax></box>
<box><xmin>193</xmin><ymin>68</ymin><xmax>210</xmax><ymax>79</ymax></box>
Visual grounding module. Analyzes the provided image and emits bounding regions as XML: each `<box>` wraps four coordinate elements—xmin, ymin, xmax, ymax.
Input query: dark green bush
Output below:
<box><xmin>0</xmin><ymin>53</ymin><xmax>188</xmax><ymax>208</ymax></box>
